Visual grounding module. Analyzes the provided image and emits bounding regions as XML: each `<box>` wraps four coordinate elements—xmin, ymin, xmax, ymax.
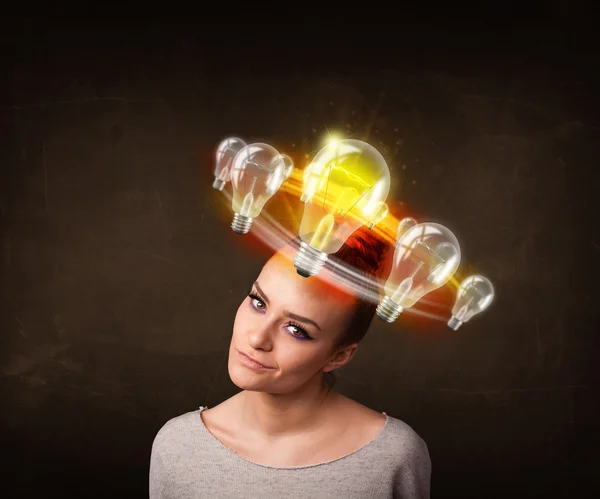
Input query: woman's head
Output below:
<box><xmin>228</xmin><ymin>227</ymin><xmax>390</xmax><ymax>395</ymax></box>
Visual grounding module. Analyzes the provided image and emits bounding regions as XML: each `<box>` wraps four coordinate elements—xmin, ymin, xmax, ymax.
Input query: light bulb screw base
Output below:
<box><xmin>293</xmin><ymin>242</ymin><xmax>328</xmax><ymax>277</ymax></box>
<box><xmin>447</xmin><ymin>315</ymin><xmax>463</xmax><ymax>331</ymax></box>
<box><xmin>212</xmin><ymin>178</ymin><xmax>226</xmax><ymax>191</ymax></box>
<box><xmin>231</xmin><ymin>213</ymin><xmax>253</xmax><ymax>234</ymax></box>
<box><xmin>376</xmin><ymin>295</ymin><xmax>403</xmax><ymax>323</ymax></box>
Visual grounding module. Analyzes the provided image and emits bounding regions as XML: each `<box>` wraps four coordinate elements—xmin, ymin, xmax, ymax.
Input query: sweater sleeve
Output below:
<box><xmin>149</xmin><ymin>439</ymin><xmax>173</xmax><ymax>499</ymax></box>
<box><xmin>393</xmin><ymin>434</ymin><xmax>432</xmax><ymax>499</ymax></box>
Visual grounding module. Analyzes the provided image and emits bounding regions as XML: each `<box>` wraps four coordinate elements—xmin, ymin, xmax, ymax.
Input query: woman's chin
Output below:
<box><xmin>227</xmin><ymin>363</ymin><xmax>272</xmax><ymax>390</ymax></box>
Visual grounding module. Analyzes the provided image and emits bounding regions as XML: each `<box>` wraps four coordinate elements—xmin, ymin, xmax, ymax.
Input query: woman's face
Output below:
<box><xmin>228</xmin><ymin>249</ymin><xmax>357</xmax><ymax>394</ymax></box>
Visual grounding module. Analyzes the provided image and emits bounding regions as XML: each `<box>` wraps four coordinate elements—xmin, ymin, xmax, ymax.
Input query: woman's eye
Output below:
<box><xmin>287</xmin><ymin>325</ymin><xmax>301</xmax><ymax>336</ymax></box>
<box><xmin>250</xmin><ymin>297</ymin><xmax>266</xmax><ymax>310</ymax></box>
<box><xmin>286</xmin><ymin>324</ymin><xmax>311</xmax><ymax>340</ymax></box>
<box><xmin>248</xmin><ymin>295</ymin><xmax>312</xmax><ymax>340</ymax></box>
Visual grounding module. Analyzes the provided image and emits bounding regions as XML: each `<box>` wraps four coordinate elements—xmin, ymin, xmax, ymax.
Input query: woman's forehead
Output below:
<box><xmin>256</xmin><ymin>251</ymin><xmax>356</xmax><ymax>310</ymax></box>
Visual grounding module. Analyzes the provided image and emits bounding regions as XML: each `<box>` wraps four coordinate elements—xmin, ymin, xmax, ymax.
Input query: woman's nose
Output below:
<box><xmin>247</xmin><ymin>317</ymin><xmax>276</xmax><ymax>349</ymax></box>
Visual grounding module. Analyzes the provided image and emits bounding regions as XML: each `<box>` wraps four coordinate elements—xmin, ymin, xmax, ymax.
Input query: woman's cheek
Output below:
<box><xmin>279</xmin><ymin>345</ymin><xmax>317</xmax><ymax>373</ymax></box>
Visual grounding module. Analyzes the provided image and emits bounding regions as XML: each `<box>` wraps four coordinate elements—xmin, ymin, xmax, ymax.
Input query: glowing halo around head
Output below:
<box><xmin>218</xmin><ymin>189</ymin><xmax>448</xmax><ymax>322</ymax></box>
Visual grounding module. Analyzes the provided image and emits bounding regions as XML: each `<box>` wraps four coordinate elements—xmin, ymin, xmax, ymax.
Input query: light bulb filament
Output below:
<box><xmin>241</xmin><ymin>192</ymin><xmax>254</xmax><ymax>217</ymax></box>
<box><xmin>331</xmin><ymin>187</ymin><xmax>358</xmax><ymax>217</ymax></box>
<box><xmin>428</xmin><ymin>260</ymin><xmax>447</xmax><ymax>281</ymax></box>
<box><xmin>391</xmin><ymin>277</ymin><xmax>413</xmax><ymax>303</ymax></box>
<box><xmin>456</xmin><ymin>304</ymin><xmax>469</xmax><ymax>320</ymax></box>
<box><xmin>249</xmin><ymin>176</ymin><xmax>258</xmax><ymax>193</ymax></box>
<box><xmin>416</xmin><ymin>240</ymin><xmax>442</xmax><ymax>258</ymax></box>
<box><xmin>412</xmin><ymin>240</ymin><xmax>452</xmax><ymax>282</ymax></box>
<box><xmin>246</xmin><ymin>160</ymin><xmax>272</xmax><ymax>173</ymax></box>
<box><xmin>319</xmin><ymin>162</ymin><xmax>374</xmax><ymax>218</ymax></box>
<box><xmin>322</xmin><ymin>185</ymin><xmax>372</xmax><ymax>219</ymax></box>
<box><xmin>411</xmin><ymin>261</ymin><xmax>425</xmax><ymax>279</ymax></box>
<box><xmin>329</xmin><ymin>163</ymin><xmax>374</xmax><ymax>189</ymax></box>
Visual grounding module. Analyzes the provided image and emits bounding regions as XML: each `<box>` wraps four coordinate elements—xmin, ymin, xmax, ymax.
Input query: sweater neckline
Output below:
<box><xmin>196</xmin><ymin>405</ymin><xmax>389</xmax><ymax>470</ymax></box>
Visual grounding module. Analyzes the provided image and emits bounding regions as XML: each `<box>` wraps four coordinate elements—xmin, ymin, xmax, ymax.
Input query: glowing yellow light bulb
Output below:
<box><xmin>294</xmin><ymin>139</ymin><xmax>391</xmax><ymax>277</ymax></box>
<box><xmin>309</xmin><ymin>213</ymin><xmax>335</xmax><ymax>251</ymax></box>
<box><xmin>332</xmin><ymin>187</ymin><xmax>360</xmax><ymax>216</ymax></box>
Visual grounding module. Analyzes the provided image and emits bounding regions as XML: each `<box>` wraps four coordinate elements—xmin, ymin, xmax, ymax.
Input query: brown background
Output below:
<box><xmin>1</xmin><ymin>13</ymin><xmax>598</xmax><ymax>498</ymax></box>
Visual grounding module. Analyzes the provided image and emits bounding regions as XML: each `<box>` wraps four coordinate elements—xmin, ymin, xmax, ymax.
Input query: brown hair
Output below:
<box><xmin>287</xmin><ymin>227</ymin><xmax>390</xmax><ymax>389</ymax></box>
<box><xmin>329</xmin><ymin>229</ymin><xmax>389</xmax><ymax>339</ymax></box>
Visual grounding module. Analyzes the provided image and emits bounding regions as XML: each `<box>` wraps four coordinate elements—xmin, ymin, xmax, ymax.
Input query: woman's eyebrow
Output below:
<box><xmin>253</xmin><ymin>281</ymin><xmax>322</xmax><ymax>331</ymax></box>
<box><xmin>283</xmin><ymin>311</ymin><xmax>322</xmax><ymax>331</ymax></box>
<box><xmin>252</xmin><ymin>282</ymin><xmax>270</xmax><ymax>305</ymax></box>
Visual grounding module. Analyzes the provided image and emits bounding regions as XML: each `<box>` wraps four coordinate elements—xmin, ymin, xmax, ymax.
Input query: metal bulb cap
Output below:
<box><xmin>212</xmin><ymin>178</ymin><xmax>226</xmax><ymax>191</ymax></box>
<box><xmin>231</xmin><ymin>213</ymin><xmax>253</xmax><ymax>234</ymax></box>
<box><xmin>447</xmin><ymin>315</ymin><xmax>463</xmax><ymax>330</ymax></box>
<box><xmin>293</xmin><ymin>242</ymin><xmax>328</xmax><ymax>277</ymax></box>
<box><xmin>376</xmin><ymin>295</ymin><xmax>403</xmax><ymax>323</ymax></box>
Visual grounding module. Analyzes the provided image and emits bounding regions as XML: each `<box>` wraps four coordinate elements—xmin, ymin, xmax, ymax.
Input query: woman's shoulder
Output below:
<box><xmin>384</xmin><ymin>414</ymin><xmax>430</xmax><ymax>459</ymax></box>
<box><xmin>336</xmin><ymin>394</ymin><xmax>429</xmax><ymax>462</ymax></box>
<box><xmin>378</xmin><ymin>414</ymin><xmax>431</xmax><ymax>476</ymax></box>
<box><xmin>152</xmin><ymin>407</ymin><xmax>204</xmax><ymax>450</ymax></box>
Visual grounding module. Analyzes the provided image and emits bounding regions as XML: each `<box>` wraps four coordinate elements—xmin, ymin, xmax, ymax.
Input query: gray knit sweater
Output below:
<box><xmin>149</xmin><ymin>406</ymin><xmax>431</xmax><ymax>498</ymax></box>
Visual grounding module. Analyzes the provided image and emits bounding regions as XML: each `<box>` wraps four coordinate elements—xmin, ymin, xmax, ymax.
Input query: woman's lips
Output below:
<box><xmin>236</xmin><ymin>350</ymin><xmax>274</xmax><ymax>370</ymax></box>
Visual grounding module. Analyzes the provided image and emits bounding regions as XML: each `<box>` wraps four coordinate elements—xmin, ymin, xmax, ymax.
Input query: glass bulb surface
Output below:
<box><xmin>448</xmin><ymin>275</ymin><xmax>495</xmax><ymax>330</ymax></box>
<box><xmin>230</xmin><ymin>143</ymin><xmax>285</xmax><ymax>234</ymax></box>
<box><xmin>280</xmin><ymin>153</ymin><xmax>294</xmax><ymax>179</ymax></box>
<box><xmin>395</xmin><ymin>217</ymin><xmax>418</xmax><ymax>247</ymax></box>
<box><xmin>213</xmin><ymin>137</ymin><xmax>246</xmax><ymax>190</ymax></box>
<box><xmin>298</xmin><ymin>139</ymin><xmax>391</xmax><ymax>254</ymax></box>
<box><xmin>367</xmin><ymin>201</ymin><xmax>389</xmax><ymax>229</ymax></box>
<box><xmin>381</xmin><ymin>222</ymin><xmax>461</xmax><ymax>314</ymax></box>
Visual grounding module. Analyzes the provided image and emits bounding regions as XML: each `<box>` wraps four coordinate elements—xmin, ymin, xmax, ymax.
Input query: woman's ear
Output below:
<box><xmin>323</xmin><ymin>343</ymin><xmax>359</xmax><ymax>373</ymax></box>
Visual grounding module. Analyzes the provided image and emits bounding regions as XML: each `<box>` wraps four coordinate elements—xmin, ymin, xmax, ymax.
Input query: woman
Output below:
<box><xmin>149</xmin><ymin>228</ymin><xmax>431</xmax><ymax>498</ymax></box>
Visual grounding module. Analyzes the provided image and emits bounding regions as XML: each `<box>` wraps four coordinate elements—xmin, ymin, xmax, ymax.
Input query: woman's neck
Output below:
<box><xmin>234</xmin><ymin>384</ymin><xmax>340</xmax><ymax>441</ymax></box>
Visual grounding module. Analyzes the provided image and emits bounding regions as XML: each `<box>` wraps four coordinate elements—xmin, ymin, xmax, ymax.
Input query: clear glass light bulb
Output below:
<box><xmin>366</xmin><ymin>201</ymin><xmax>389</xmax><ymax>229</ymax></box>
<box><xmin>213</xmin><ymin>137</ymin><xmax>247</xmax><ymax>191</ymax></box>
<box><xmin>280</xmin><ymin>153</ymin><xmax>294</xmax><ymax>179</ymax></box>
<box><xmin>377</xmin><ymin>222</ymin><xmax>461</xmax><ymax>322</ymax></box>
<box><xmin>447</xmin><ymin>275</ymin><xmax>495</xmax><ymax>330</ymax></box>
<box><xmin>230</xmin><ymin>143</ymin><xmax>286</xmax><ymax>234</ymax></box>
<box><xmin>294</xmin><ymin>139</ymin><xmax>391</xmax><ymax>277</ymax></box>
<box><xmin>395</xmin><ymin>217</ymin><xmax>418</xmax><ymax>248</ymax></box>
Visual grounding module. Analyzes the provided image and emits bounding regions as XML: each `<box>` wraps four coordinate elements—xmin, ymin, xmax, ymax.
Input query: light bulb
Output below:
<box><xmin>213</xmin><ymin>137</ymin><xmax>247</xmax><ymax>191</ymax></box>
<box><xmin>377</xmin><ymin>222</ymin><xmax>461</xmax><ymax>322</ymax></box>
<box><xmin>229</xmin><ymin>143</ymin><xmax>286</xmax><ymax>234</ymax></box>
<box><xmin>366</xmin><ymin>201</ymin><xmax>389</xmax><ymax>229</ymax></box>
<box><xmin>280</xmin><ymin>153</ymin><xmax>294</xmax><ymax>179</ymax></box>
<box><xmin>294</xmin><ymin>139</ymin><xmax>391</xmax><ymax>277</ymax></box>
<box><xmin>447</xmin><ymin>275</ymin><xmax>495</xmax><ymax>330</ymax></box>
<box><xmin>395</xmin><ymin>217</ymin><xmax>418</xmax><ymax>248</ymax></box>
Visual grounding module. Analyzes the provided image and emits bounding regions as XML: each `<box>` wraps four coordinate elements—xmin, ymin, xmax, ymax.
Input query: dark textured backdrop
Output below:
<box><xmin>1</xmin><ymin>13</ymin><xmax>598</xmax><ymax>499</ymax></box>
